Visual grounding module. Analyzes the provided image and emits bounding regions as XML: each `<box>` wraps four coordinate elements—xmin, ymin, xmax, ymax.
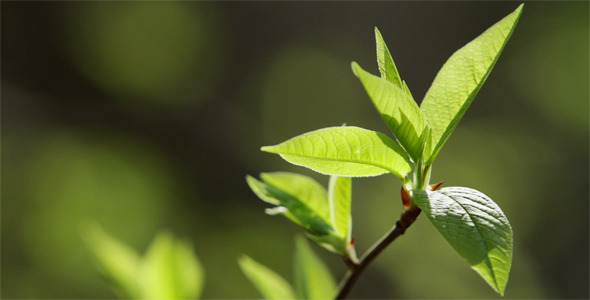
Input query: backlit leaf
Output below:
<box><xmin>82</xmin><ymin>223</ymin><xmax>140</xmax><ymax>298</ymax></box>
<box><xmin>294</xmin><ymin>236</ymin><xmax>337</xmax><ymax>299</ymax></box>
<box><xmin>137</xmin><ymin>232</ymin><xmax>204</xmax><ymax>299</ymax></box>
<box><xmin>262</xmin><ymin>126</ymin><xmax>412</xmax><ymax>179</ymax></box>
<box><xmin>246</xmin><ymin>172</ymin><xmax>333</xmax><ymax>236</ymax></box>
<box><xmin>352</xmin><ymin>63</ymin><xmax>429</xmax><ymax>161</ymax></box>
<box><xmin>421</xmin><ymin>4</ymin><xmax>523</xmax><ymax>163</ymax></box>
<box><xmin>375</xmin><ymin>27</ymin><xmax>403</xmax><ymax>88</ymax></box>
<box><xmin>328</xmin><ymin>176</ymin><xmax>352</xmax><ymax>242</ymax></box>
<box><xmin>239</xmin><ymin>255</ymin><xmax>296</xmax><ymax>300</ymax></box>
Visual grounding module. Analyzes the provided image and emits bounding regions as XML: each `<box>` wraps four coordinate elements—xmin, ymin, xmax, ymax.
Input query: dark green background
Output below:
<box><xmin>3</xmin><ymin>1</ymin><xmax>588</xmax><ymax>299</ymax></box>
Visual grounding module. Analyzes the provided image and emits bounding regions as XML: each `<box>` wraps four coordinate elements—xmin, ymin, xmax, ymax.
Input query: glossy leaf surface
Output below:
<box><xmin>262</xmin><ymin>126</ymin><xmax>412</xmax><ymax>179</ymax></box>
<box><xmin>421</xmin><ymin>4</ymin><xmax>523</xmax><ymax>163</ymax></box>
<box><xmin>413</xmin><ymin>187</ymin><xmax>513</xmax><ymax>295</ymax></box>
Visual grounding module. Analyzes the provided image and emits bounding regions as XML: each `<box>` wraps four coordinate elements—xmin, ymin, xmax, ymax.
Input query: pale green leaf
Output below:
<box><xmin>239</xmin><ymin>255</ymin><xmax>297</xmax><ymax>300</ymax></box>
<box><xmin>261</xmin><ymin>126</ymin><xmax>412</xmax><ymax>179</ymax></box>
<box><xmin>246</xmin><ymin>173</ymin><xmax>333</xmax><ymax>236</ymax></box>
<box><xmin>82</xmin><ymin>223</ymin><xmax>140</xmax><ymax>298</ymax></box>
<box><xmin>294</xmin><ymin>236</ymin><xmax>337</xmax><ymax>300</ymax></box>
<box><xmin>305</xmin><ymin>232</ymin><xmax>348</xmax><ymax>256</ymax></box>
<box><xmin>328</xmin><ymin>176</ymin><xmax>352</xmax><ymax>243</ymax></box>
<box><xmin>413</xmin><ymin>187</ymin><xmax>513</xmax><ymax>295</ymax></box>
<box><xmin>421</xmin><ymin>4</ymin><xmax>524</xmax><ymax>163</ymax></box>
<box><xmin>137</xmin><ymin>232</ymin><xmax>204</xmax><ymax>299</ymax></box>
<box><xmin>352</xmin><ymin>63</ymin><xmax>429</xmax><ymax>161</ymax></box>
<box><xmin>375</xmin><ymin>27</ymin><xmax>403</xmax><ymax>88</ymax></box>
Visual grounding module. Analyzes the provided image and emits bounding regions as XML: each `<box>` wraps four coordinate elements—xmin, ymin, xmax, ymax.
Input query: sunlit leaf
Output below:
<box><xmin>246</xmin><ymin>173</ymin><xmax>333</xmax><ymax>236</ymax></box>
<box><xmin>82</xmin><ymin>223</ymin><xmax>140</xmax><ymax>298</ymax></box>
<box><xmin>261</xmin><ymin>126</ymin><xmax>412</xmax><ymax>179</ymax></box>
<box><xmin>328</xmin><ymin>176</ymin><xmax>352</xmax><ymax>247</ymax></box>
<box><xmin>137</xmin><ymin>232</ymin><xmax>204</xmax><ymax>299</ymax></box>
<box><xmin>239</xmin><ymin>255</ymin><xmax>297</xmax><ymax>300</ymax></box>
<box><xmin>375</xmin><ymin>27</ymin><xmax>403</xmax><ymax>88</ymax></box>
<box><xmin>352</xmin><ymin>63</ymin><xmax>429</xmax><ymax>161</ymax></box>
<box><xmin>420</xmin><ymin>4</ymin><xmax>523</xmax><ymax>164</ymax></box>
<box><xmin>294</xmin><ymin>236</ymin><xmax>337</xmax><ymax>300</ymax></box>
<box><xmin>413</xmin><ymin>187</ymin><xmax>513</xmax><ymax>295</ymax></box>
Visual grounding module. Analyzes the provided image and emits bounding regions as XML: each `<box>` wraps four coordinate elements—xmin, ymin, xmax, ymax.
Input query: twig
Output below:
<box><xmin>336</xmin><ymin>206</ymin><xmax>422</xmax><ymax>299</ymax></box>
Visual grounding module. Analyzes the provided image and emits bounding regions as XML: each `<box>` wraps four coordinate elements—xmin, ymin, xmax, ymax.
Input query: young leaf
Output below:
<box><xmin>328</xmin><ymin>176</ymin><xmax>352</xmax><ymax>242</ymax></box>
<box><xmin>82</xmin><ymin>223</ymin><xmax>140</xmax><ymax>298</ymax></box>
<box><xmin>261</xmin><ymin>126</ymin><xmax>412</xmax><ymax>179</ymax></box>
<box><xmin>294</xmin><ymin>236</ymin><xmax>337</xmax><ymax>300</ymax></box>
<box><xmin>352</xmin><ymin>63</ymin><xmax>429</xmax><ymax>162</ymax></box>
<box><xmin>137</xmin><ymin>232</ymin><xmax>204</xmax><ymax>299</ymax></box>
<box><xmin>239</xmin><ymin>255</ymin><xmax>297</xmax><ymax>300</ymax></box>
<box><xmin>246</xmin><ymin>172</ymin><xmax>333</xmax><ymax>236</ymax></box>
<box><xmin>420</xmin><ymin>4</ymin><xmax>524</xmax><ymax>164</ymax></box>
<box><xmin>375</xmin><ymin>27</ymin><xmax>403</xmax><ymax>88</ymax></box>
<box><xmin>413</xmin><ymin>187</ymin><xmax>513</xmax><ymax>295</ymax></box>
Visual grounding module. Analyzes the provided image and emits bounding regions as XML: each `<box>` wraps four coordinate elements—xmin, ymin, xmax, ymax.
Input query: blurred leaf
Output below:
<box><xmin>82</xmin><ymin>223</ymin><xmax>140</xmax><ymax>298</ymax></box>
<box><xmin>420</xmin><ymin>4</ymin><xmax>523</xmax><ymax>164</ymax></box>
<box><xmin>137</xmin><ymin>232</ymin><xmax>204</xmax><ymax>299</ymax></box>
<box><xmin>352</xmin><ymin>62</ymin><xmax>429</xmax><ymax>162</ymax></box>
<box><xmin>413</xmin><ymin>187</ymin><xmax>513</xmax><ymax>295</ymax></box>
<box><xmin>246</xmin><ymin>172</ymin><xmax>333</xmax><ymax>236</ymax></box>
<box><xmin>262</xmin><ymin>126</ymin><xmax>412</xmax><ymax>179</ymax></box>
<box><xmin>294</xmin><ymin>236</ymin><xmax>337</xmax><ymax>299</ymax></box>
<box><xmin>238</xmin><ymin>255</ymin><xmax>296</xmax><ymax>300</ymax></box>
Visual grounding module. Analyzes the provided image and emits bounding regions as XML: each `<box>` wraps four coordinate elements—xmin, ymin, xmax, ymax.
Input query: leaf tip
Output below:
<box><xmin>260</xmin><ymin>145</ymin><xmax>274</xmax><ymax>153</ymax></box>
<box><xmin>350</xmin><ymin>61</ymin><xmax>361</xmax><ymax>76</ymax></box>
<box><xmin>374</xmin><ymin>26</ymin><xmax>382</xmax><ymax>37</ymax></box>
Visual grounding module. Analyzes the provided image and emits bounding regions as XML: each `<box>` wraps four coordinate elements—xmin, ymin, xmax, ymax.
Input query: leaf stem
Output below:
<box><xmin>335</xmin><ymin>206</ymin><xmax>422</xmax><ymax>299</ymax></box>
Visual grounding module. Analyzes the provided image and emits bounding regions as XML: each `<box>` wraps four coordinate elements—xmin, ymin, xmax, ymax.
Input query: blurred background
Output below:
<box><xmin>2</xmin><ymin>1</ymin><xmax>588</xmax><ymax>299</ymax></box>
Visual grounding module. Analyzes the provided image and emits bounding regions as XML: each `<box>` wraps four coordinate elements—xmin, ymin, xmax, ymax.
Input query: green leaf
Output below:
<box><xmin>375</xmin><ymin>27</ymin><xmax>403</xmax><ymax>88</ymax></box>
<box><xmin>239</xmin><ymin>255</ymin><xmax>297</xmax><ymax>300</ymax></box>
<box><xmin>82</xmin><ymin>223</ymin><xmax>140</xmax><ymax>298</ymax></box>
<box><xmin>137</xmin><ymin>232</ymin><xmax>204</xmax><ymax>299</ymax></box>
<box><xmin>413</xmin><ymin>187</ymin><xmax>513</xmax><ymax>295</ymax></box>
<box><xmin>261</xmin><ymin>126</ymin><xmax>412</xmax><ymax>179</ymax></box>
<box><xmin>294</xmin><ymin>236</ymin><xmax>337</xmax><ymax>300</ymax></box>
<box><xmin>352</xmin><ymin>63</ymin><xmax>429</xmax><ymax>162</ymax></box>
<box><xmin>246</xmin><ymin>172</ymin><xmax>333</xmax><ymax>236</ymax></box>
<box><xmin>420</xmin><ymin>4</ymin><xmax>524</xmax><ymax>163</ymax></box>
<box><xmin>328</xmin><ymin>176</ymin><xmax>352</xmax><ymax>242</ymax></box>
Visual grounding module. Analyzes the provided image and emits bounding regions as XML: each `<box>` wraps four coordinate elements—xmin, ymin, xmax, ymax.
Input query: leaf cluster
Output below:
<box><xmin>248</xmin><ymin>4</ymin><xmax>522</xmax><ymax>297</ymax></box>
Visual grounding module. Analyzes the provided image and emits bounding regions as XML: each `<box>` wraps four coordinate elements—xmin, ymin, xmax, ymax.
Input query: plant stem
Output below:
<box><xmin>335</xmin><ymin>206</ymin><xmax>422</xmax><ymax>299</ymax></box>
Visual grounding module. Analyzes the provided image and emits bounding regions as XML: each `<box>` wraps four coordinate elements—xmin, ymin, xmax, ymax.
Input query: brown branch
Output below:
<box><xmin>336</xmin><ymin>206</ymin><xmax>422</xmax><ymax>299</ymax></box>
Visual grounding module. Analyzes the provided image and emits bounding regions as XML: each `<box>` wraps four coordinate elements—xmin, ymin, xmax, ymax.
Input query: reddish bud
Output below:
<box><xmin>401</xmin><ymin>187</ymin><xmax>410</xmax><ymax>209</ymax></box>
<box><xmin>429</xmin><ymin>181</ymin><xmax>443</xmax><ymax>191</ymax></box>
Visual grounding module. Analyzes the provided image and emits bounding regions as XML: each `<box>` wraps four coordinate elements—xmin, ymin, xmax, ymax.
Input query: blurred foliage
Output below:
<box><xmin>60</xmin><ymin>2</ymin><xmax>225</xmax><ymax>107</ymax></box>
<box><xmin>2</xmin><ymin>1</ymin><xmax>588</xmax><ymax>299</ymax></box>
<box><xmin>84</xmin><ymin>224</ymin><xmax>204</xmax><ymax>299</ymax></box>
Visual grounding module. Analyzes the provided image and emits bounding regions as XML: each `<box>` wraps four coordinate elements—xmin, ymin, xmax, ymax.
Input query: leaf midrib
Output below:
<box><xmin>279</xmin><ymin>152</ymin><xmax>398</xmax><ymax>177</ymax></box>
<box><xmin>438</xmin><ymin>190</ymin><xmax>500</xmax><ymax>290</ymax></box>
